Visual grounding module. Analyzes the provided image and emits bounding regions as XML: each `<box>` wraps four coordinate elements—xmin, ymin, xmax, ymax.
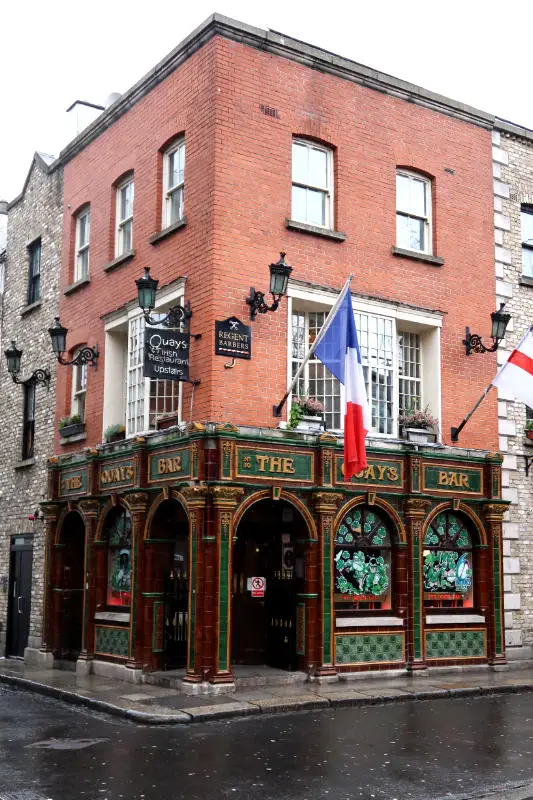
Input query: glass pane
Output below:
<box><xmin>292</xmin><ymin>185</ymin><xmax>307</xmax><ymax>223</ymax></box>
<box><xmin>307</xmin><ymin>189</ymin><xmax>326</xmax><ymax>227</ymax></box>
<box><xmin>409</xmin><ymin>217</ymin><xmax>424</xmax><ymax>251</ymax></box>
<box><xmin>423</xmin><ymin>550</ymin><xmax>473</xmax><ymax>608</ymax></box>
<box><xmin>396</xmin><ymin>173</ymin><xmax>410</xmax><ymax>212</ymax></box>
<box><xmin>292</xmin><ymin>142</ymin><xmax>308</xmax><ymax>184</ymax></box>
<box><xmin>521</xmin><ymin>210</ymin><xmax>533</xmax><ymax>245</ymax></box>
<box><xmin>396</xmin><ymin>214</ymin><xmax>410</xmax><ymax>249</ymax></box>
<box><xmin>309</xmin><ymin>147</ymin><xmax>328</xmax><ymax>189</ymax></box>
<box><xmin>121</xmin><ymin>220</ymin><xmax>132</xmax><ymax>253</ymax></box>
<box><xmin>410</xmin><ymin>178</ymin><xmax>427</xmax><ymax>217</ymax></box>
<box><xmin>523</xmin><ymin>247</ymin><xmax>533</xmax><ymax>278</ymax></box>
<box><xmin>168</xmin><ymin>188</ymin><xmax>183</xmax><ymax>225</ymax></box>
<box><xmin>120</xmin><ymin>182</ymin><xmax>133</xmax><ymax>221</ymax></box>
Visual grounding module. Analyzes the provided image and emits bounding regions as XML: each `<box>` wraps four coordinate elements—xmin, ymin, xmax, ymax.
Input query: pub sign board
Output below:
<box><xmin>215</xmin><ymin>316</ymin><xmax>251</xmax><ymax>360</ymax></box>
<box><xmin>143</xmin><ymin>326</ymin><xmax>190</xmax><ymax>381</ymax></box>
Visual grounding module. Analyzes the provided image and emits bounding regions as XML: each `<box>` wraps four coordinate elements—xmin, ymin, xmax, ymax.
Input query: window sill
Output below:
<box><xmin>425</xmin><ymin>614</ymin><xmax>485</xmax><ymax>625</ymax></box>
<box><xmin>336</xmin><ymin>616</ymin><xmax>404</xmax><ymax>628</ymax></box>
<box><xmin>519</xmin><ymin>275</ymin><xmax>533</xmax><ymax>287</ymax></box>
<box><xmin>59</xmin><ymin>432</ymin><xmax>87</xmax><ymax>445</ymax></box>
<box><xmin>64</xmin><ymin>276</ymin><xmax>90</xmax><ymax>295</ymax></box>
<box><xmin>95</xmin><ymin>611</ymin><xmax>131</xmax><ymax>623</ymax></box>
<box><xmin>391</xmin><ymin>246</ymin><xmax>444</xmax><ymax>267</ymax></box>
<box><xmin>103</xmin><ymin>249</ymin><xmax>135</xmax><ymax>273</ymax></box>
<box><xmin>15</xmin><ymin>458</ymin><xmax>35</xmax><ymax>470</ymax></box>
<box><xmin>149</xmin><ymin>216</ymin><xmax>187</xmax><ymax>245</ymax></box>
<box><xmin>20</xmin><ymin>300</ymin><xmax>42</xmax><ymax>317</ymax></box>
<box><xmin>286</xmin><ymin>219</ymin><xmax>346</xmax><ymax>242</ymax></box>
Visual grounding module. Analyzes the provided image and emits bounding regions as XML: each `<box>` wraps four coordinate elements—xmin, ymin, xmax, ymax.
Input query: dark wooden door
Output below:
<box><xmin>6</xmin><ymin>538</ymin><xmax>33</xmax><ymax>658</ymax></box>
<box><xmin>163</xmin><ymin>537</ymin><xmax>188</xmax><ymax>669</ymax></box>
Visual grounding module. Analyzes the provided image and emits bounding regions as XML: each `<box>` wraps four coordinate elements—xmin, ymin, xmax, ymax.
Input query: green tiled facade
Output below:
<box><xmin>322</xmin><ymin>530</ymin><xmax>333</xmax><ymax>664</ymax></box>
<box><xmin>425</xmin><ymin>629</ymin><xmax>486</xmax><ymax>659</ymax></box>
<box><xmin>335</xmin><ymin>633</ymin><xmax>404</xmax><ymax>665</ymax></box>
<box><xmin>217</xmin><ymin>517</ymin><xmax>230</xmax><ymax>672</ymax></box>
<box><xmin>95</xmin><ymin>626</ymin><xmax>129</xmax><ymax>658</ymax></box>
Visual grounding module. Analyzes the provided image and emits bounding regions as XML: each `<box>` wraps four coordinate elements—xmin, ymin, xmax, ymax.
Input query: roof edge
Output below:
<box><xmin>8</xmin><ymin>151</ymin><xmax>60</xmax><ymax>209</ymax></box>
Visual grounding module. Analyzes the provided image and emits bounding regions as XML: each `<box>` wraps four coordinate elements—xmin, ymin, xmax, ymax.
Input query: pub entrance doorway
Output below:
<box><xmin>56</xmin><ymin>511</ymin><xmax>85</xmax><ymax>661</ymax></box>
<box><xmin>232</xmin><ymin>499</ymin><xmax>306</xmax><ymax>670</ymax></box>
<box><xmin>6</xmin><ymin>535</ymin><xmax>33</xmax><ymax>658</ymax></box>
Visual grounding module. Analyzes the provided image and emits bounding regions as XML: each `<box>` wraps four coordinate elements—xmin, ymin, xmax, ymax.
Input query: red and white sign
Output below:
<box><xmin>251</xmin><ymin>576</ymin><xmax>266</xmax><ymax>598</ymax></box>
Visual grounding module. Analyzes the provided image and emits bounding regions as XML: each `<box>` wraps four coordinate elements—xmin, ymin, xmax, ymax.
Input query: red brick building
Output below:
<box><xmin>40</xmin><ymin>16</ymin><xmax>507</xmax><ymax>689</ymax></box>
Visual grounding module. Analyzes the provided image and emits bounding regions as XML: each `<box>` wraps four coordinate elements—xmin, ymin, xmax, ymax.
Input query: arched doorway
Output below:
<box><xmin>232</xmin><ymin>499</ymin><xmax>307</xmax><ymax>670</ymax></box>
<box><xmin>148</xmin><ymin>499</ymin><xmax>189</xmax><ymax>669</ymax></box>
<box><xmin>56</xmin><ymin>511</ymin><xmax>85</xmax><ymax>660</ymax></box>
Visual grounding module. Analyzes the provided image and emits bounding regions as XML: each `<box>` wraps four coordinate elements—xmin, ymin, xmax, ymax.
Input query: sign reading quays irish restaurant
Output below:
<box><xmin>143</xmin><ymin>326</ymin><xmax>190</xmax><ymax>381</ymax></box>
<box><xmin>215</xmin><ymin>317</ymin><xmax>251</xmax><ymax>360</ymax></box>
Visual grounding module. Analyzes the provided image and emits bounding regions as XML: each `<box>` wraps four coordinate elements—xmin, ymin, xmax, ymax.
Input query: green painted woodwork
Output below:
<box><xmin>58</xmin><ymin>468</ymin><xmax>87</xmax><ymax>497</ymax></box>
<box><xmin>296</xmin><ymin>602</ymin><xmax>306</xmax><ymax>656</ymax></box>
<box><xmin>493</xmin><ymin>535</ymin><xmax>503</xmax><ymax>656</ymax></box>
<box><xmin>236</xmin><ymin>447</ymin><xmax>313</xmax><ymax>482</ymax></box>
<box><xmin>188</xmin><ymin>522</ymin><xmax>197</xmax><ymax>671</ymax></box>
<box><xmin>95</xmin><ymin>626</ymin><xmax>129</xmax><ymax>658</ymax></box>
<box><xmin>413</xmin><ymin>534</ymin><xmax>422</xmax><ymax>660</ymax></box>
<box><xmin>335</xmin><ymin>633</ymin><xmax>404</xmax><ymax>664</ymax></box>
<box><xmin>217</xmin><ymin>517</ymin><xmax>230</xmax><ymax>672</ymax></box>
<box><xmin>152</xmin><ymin>601</ymin><xmax>165</xmax><ymax>653</ymax></box>
<box><xmin>335</xmin><ymin>457</ymin><xmax>402</xmax><ymax>487</ymax></box>
<box><xmin>222</xmin><ymin>443</ymin><xmax>232</xmax><ymax>478</ymax></box>
<box><xmin>423</xmin><ymin>465</ymin><xmax>482</xmax><ymax>494</ymax></box>
<box><xmin>322</xmin><ymin>529</ymin><xmax>333</xmax><ymax>664</ymax></box>
<box><xmin>98</xmin><ymin>459</ymin><xmax>135</xmax><ymax>490</ymax></box>
<box><xmin>148</xmin><ymin>448</ymin><xmax>191</xmax><ymax>482</ymax></box>
<box><xmin>425</xmin><ymin>629</ymin><xmax>486</xmax><ymax>659</ymax></box>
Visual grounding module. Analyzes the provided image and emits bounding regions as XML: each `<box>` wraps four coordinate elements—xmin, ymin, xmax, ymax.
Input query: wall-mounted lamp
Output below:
<box><xmin>48</xmin><ymin>318</ymin><xmax>98</xmax><ymax>367</ymax></box>
<box><xmin>463</xmin><ymin>303</ymin><xmax>511</xmax><ymax>355</ymax></box>
<box><xmin>246</xmin><ymin>252</ymin><xmax>292</xmax><ymax>321</ymax></box>
<box><xmin>4</xmin><ymin>340</ymin><xmax>50</xmax><ymax>386</ymax></box>
<box><xmin>135</xmin><ymin>267</ymin><xmax>192</xmax><ymax>330</ymax></box>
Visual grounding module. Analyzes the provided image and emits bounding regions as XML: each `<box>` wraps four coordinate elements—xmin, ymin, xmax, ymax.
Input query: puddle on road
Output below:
<box><xmin>25</xmin><ymin>737</ymin><xmax>108</xmax><ymax>750</ymax></box>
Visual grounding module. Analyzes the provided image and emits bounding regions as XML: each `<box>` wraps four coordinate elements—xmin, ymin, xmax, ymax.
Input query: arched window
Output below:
<box><xmin>423</xmin><ymin>512</ymin><xmax>473</xmax><ymax>609</ymax></box>
<box><xmin>334</xmin><ymin>507</ymin><xmax>392</xmax><ymax>611</ymax></box>
<box><xmin>104</xmin><ymin>507</ymin><xmax>132</xmax><ymax>608</ymax></box>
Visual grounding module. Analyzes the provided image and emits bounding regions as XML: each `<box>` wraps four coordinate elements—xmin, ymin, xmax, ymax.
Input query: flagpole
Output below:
<box><xmin>272</xmin><ymin>274</ymin><xmax>354</xmax><ymax>418</ymax></box>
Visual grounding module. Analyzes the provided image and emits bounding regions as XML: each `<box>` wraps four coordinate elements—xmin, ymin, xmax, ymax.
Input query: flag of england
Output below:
<box><xmin>492</xmin><ymin>327</ymin><xmax>533</xmax><ymax>407</ymax></box>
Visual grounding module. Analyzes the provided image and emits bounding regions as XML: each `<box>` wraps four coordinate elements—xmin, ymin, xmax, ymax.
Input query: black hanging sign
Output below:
<box><xmin>215</xmin><ymin>316</ymin><xmax>252</xmax><ymax>360</ymax></box>
<box><xmin>143</xmin><ymin>326</ymin><xmax>190</xmax><ymax>381</ymax></box>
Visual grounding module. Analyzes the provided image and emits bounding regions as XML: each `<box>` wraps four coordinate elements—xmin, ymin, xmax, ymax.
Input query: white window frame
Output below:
<box><xmin>396</xmin><ymin>170</ymin><xmax>432</xmax><ymax>255</ymax></box>
<box><xmin>287</xmin><ymin>285</ymin><xmax>442</xmax><ymax>439</ymax></box>
<box><xmin>521</xmin><ymin>206</ymin><xmax>533</xmax><ymax>278</ymax></box>
<box><xmin>103</xmin><ymin>280</ymin><xmax>185</xmax><ymax>438</ymax></box>
<box><xmin>115</xmin><ymin>176</ymin><xmax>134</xmax><ymax>257</ymax></box>
<box><xmin>291</xmin><ymin>139</ymin><xmax>334</xmax><ymax>229</ymax></box>
<box><xmin>74</xmin><ymin>206</ymin><xmax>90</xmax><ymax>282</ymax></box>
<box><xmin>162</xmin><ymin>139</ymin><xmax>185</xmax><ymax>229</ymax></box>
<box><xmin>71</xmin><ymin>355</ymin><xmax>87</xmax><ymax>421</ymax></box>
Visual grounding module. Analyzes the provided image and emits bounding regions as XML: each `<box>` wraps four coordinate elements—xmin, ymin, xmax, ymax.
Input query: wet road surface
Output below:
<box><xmin>2</xmin><ymin>684</ymin><xmax>533</xmax><ymax>799</ymax></box>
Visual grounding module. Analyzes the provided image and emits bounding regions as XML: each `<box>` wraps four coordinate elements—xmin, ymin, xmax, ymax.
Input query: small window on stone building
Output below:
<box><xmin>27</xmin><ymin>238</ymin><xmax>41</xmax><ymax>305</ymax></box>
<box><xmin>521</xmin><ymin>206</ymin><xmax>533</xmax><ymax>278</ymax></box>
<box><xmin>423</xmin><ymin>512</ymin><xmax>473</xmax><ymax>609</ymax></box>
<box><xmin>22</xmin><ymin>383</ymin><xmax>35</xmax><ymax>460</ymax></box>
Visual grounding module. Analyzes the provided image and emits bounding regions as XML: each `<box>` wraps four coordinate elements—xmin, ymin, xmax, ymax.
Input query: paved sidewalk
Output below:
<box><xmin>2</xmin><ymin>659</ymin><xmax>533</xmax><ymax>725</ymax></box>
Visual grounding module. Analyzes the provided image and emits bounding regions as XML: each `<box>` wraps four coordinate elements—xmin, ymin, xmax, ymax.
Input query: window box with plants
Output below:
<box><xmin>156</xmin><ymin>412</ymin><xmax>180</xmax><ymax>431</ymax></box>
<box><xmin>58</xmin><ymin>414</ymin><xmax>85</xmax><ymax>438</ymax></box>
<box><xmin>399</xmin><ymin>405</ymin><xmax>438</xmax><ymax>444</ymax></box>
<box><xmin>104</xmin><ymin>424</ymin><xmax>126</xmax><ymax>443</ymax></box>
<box><xmin>288</xmin><ymin>397</ymin><xmax>325</xmax><ymax>433</ymax></box>
<box><xmin>525</xmin><ymin>420</ymin><xmax>533</xmax><ymax>442</ymax></box>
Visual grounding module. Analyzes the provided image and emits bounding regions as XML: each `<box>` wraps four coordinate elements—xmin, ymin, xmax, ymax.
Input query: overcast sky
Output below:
<box><xmin>2</xmin><ymin>0</ymin><xmax>532</xmax><ymax>201</ymax></box>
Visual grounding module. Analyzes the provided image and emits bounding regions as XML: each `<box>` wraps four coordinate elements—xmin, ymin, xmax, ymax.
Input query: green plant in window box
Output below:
<box><xmin>58</xmin><ymin>414</ymin><xmax>85</xmax><ymax>438</ymax></box>
<box><xmin>525</xmin><ymin>419</ymin><xmax>533</xmax><ymax>440</ymax></box>
<box><xmin>104</xmin><ymin>423</ymin><xmax>126</xmax><ymax>443</ymax></box>
<box><xmin>288</xmin><ymin>396</ymin><xmax>325</xmax><ymax>431</ymax></box>
<box><xmin>399</xmin><ymin>403</ymin><xmax>438</xmax><ymax>443</ymax></box>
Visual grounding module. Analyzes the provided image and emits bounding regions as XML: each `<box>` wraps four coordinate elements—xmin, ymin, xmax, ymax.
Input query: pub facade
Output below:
<box><xmin>42</xmin><ymin>427</ymin><xmax>507</xmax><ymax>688</ymax></box>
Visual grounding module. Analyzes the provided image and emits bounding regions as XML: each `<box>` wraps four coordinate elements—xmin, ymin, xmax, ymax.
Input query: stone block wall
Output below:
<box><xmin>493</xmin><ymin>125</ymin><xmax>533</xmax><ymax>647</ymax></box>
<box><xmin>0</xmin><ymin>155</ymin><xmax>62</xmax><ymax>652</ymax></box>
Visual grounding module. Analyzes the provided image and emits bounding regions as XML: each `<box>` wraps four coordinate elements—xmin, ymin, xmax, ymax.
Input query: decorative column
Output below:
<box><xmin>404</xmin><ymin>498</ymin><xmax>431</xmax><ymax>672</ymax></box>
<box><xmin>483</xmin><ymin>502</ymin><xmax>508</xmax><ymax>666</ymax></box>
<box><xmin>209</xmin><ymin>486</ymin><xmax>244</xmax><ymax>686</ymax></box>
<box><xmin>126</xmin><ymin>492</ymin><xmax>149</xmax><ymax>672</ymax></box>
<box><xmin>312</xmin><ymin>491</ymin><xmax>344</xmax><ymax>679</ymax></box>
<box><xmin>39</xmin><ymin>503</ymin><xmax>60</xmax><ymax>665</ymax></box>
<box><xmin>77</xmin><ymin>499</ymin><xmax>100</xmax><ymax>672</ymax></box>
<box><xmin>181</xmin><ymin>485</ymin><xmax>209</xmax><ymax>685</ymax></box>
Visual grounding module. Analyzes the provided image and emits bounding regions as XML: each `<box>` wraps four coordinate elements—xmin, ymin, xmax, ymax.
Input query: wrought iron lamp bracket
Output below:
<box><xmin>463</xmin><ymin>327</ymin><xmax>500</xmax><ymax>356</ymax></box>
<box><xmin>57</xmin><ymin>345</ymin><xmax>99</xmax><ymax>368</ymax></box>
<box><xmin>141</xmin><ymin>300</ymin><xmax>197</xmax><ymax>335</ymax></box>
<box><xmin>11</xmin><ymin>368</ymin><xmax>50</xmax><ymax>387</ymax></box>
<box><xmin>246</xmin><ymin>288</ymin><xmax>281</xmax><ymax>321</ymax></box>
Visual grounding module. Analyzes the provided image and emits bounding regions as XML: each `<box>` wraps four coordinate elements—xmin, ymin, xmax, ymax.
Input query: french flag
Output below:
<box><xmin>492</xmin><ymin>327</ymin><xmax>533</xmax><ymax>407</ymax></box>
<box><xmin>315</xmin><ymin>289</ymin><xmax>370</xmax><ymax>479</ymax></box>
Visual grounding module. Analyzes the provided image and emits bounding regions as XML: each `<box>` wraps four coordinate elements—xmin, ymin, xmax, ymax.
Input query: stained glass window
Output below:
<box><xmin>334</xmin><ymin>507</ymin><xmax>392</xmax><ymax>611</ymax></box>
<box><xmin>423</xmin><ymin>512</ymin><xmax>473</xmax><ymax>609</ymax></box>
<box><xmin>105</xmin><ymin>508</ymin><xmax>132</xmax><ymax>608</ymax></box>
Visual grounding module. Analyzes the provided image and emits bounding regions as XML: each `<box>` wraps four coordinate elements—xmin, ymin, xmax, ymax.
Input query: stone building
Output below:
<box><xmin>0</xmin><ymin>152</ymin><xmax>62</xmax><ymax>658</ymax></box>
<box><xmin>492</xmin><ymin>121</ymin><xmax>533</xmax><ymax>656</ymax></box>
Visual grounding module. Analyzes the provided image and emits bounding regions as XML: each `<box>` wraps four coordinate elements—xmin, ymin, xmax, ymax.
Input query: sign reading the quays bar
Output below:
<box><xmin>58</xmin><ymin>467</ymin><xmax>88</xmax><ymax>497</ymax></box>
<box><xmin>423</xmin><ymin>464</ymin><xmax>483</xmax><ymax>495</ymax></box>
<box><xmin>148</xmin><ymin>447</ymin><xmax>191</xmax><ymax>483</ymax></box>
<box><xmin>335</xmin><ymin>456</ymin><xmax>403</xmax><ymax>487</ymax></box>
<box><xmin>98</xmin><ymin>460</ymin><xmax>136</xmax><ymax>490</ymax></box>
<box><xmin>236</xmin><ymin>447</ymin><xmax>314</xmax><ymax>483</ymax></box>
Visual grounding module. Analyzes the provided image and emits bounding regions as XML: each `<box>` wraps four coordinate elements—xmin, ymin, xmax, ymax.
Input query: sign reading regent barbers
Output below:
<box><xmin>143</xmin><ymin>326</ymin><xmax>190</xmax><ymax>381</ymax></box>
<box><xmin>215</xmin><ymin>317</ymin><xmax>251</xmax><ymax>360</ymax></box>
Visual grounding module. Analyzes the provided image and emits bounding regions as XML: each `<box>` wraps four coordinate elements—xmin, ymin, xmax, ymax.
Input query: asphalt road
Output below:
<box><xmin>2</xmin><ymin>684</ymin><xmax>533</xmax><ymax>800</ymax></box>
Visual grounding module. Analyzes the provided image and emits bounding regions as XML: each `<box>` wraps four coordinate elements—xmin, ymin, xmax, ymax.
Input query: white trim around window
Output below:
<box><xmin>71</xmin><ymin>355</ymin><xmax>87</xmax><ymax>421</ymax></box>
<box><xmin>115</xmin><ymin>176</ymin><xmax>134</xmax><ymax>256</ymax></box>
<box><xmin>396</xmin><ymin>170</ymin><xmax>432</xmax><ymax>254</ymax></box>
<box><xmin>291</xmin><ymin>139</ymin><xmax>333</xmax><ymax>229</ymax></box>
<box><xmin>74</xmin><ymin>206</ymin><xmax>90</xmax><ymax>282</ymax></box>
<box><xmin>162</xmin><ymin>139</ymin><xmax>185</xmax><ymax>229</ymax></box>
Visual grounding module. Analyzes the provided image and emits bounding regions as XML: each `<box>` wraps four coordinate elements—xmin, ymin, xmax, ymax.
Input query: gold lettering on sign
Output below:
<box><xmin>100</xmin><ymin>465</ymin><xmax>134</xmax><ymax>485</ymax></box>
<box><xmin>62</xmin><ymin>475</ymin><xmax>82</xmax><ymax>492</ymax></box>
<box><xmin>342</xmin><ymin>463</ymin><xmax>399</xmax><ymax>482</ymax></box>
<box><xmin>157</xmin><ymin>457</ymin><xmax>182</xmax><ymax>475</ymax></box>
<box><xmin>255</xmin><ymin>455</ymin><xmax>296</xmax><ymax>474</ymax></box>
<box><xmin>438</xmin><ymin>471</ymin><xmax>469</xmax><ymax>488</ymax></box>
